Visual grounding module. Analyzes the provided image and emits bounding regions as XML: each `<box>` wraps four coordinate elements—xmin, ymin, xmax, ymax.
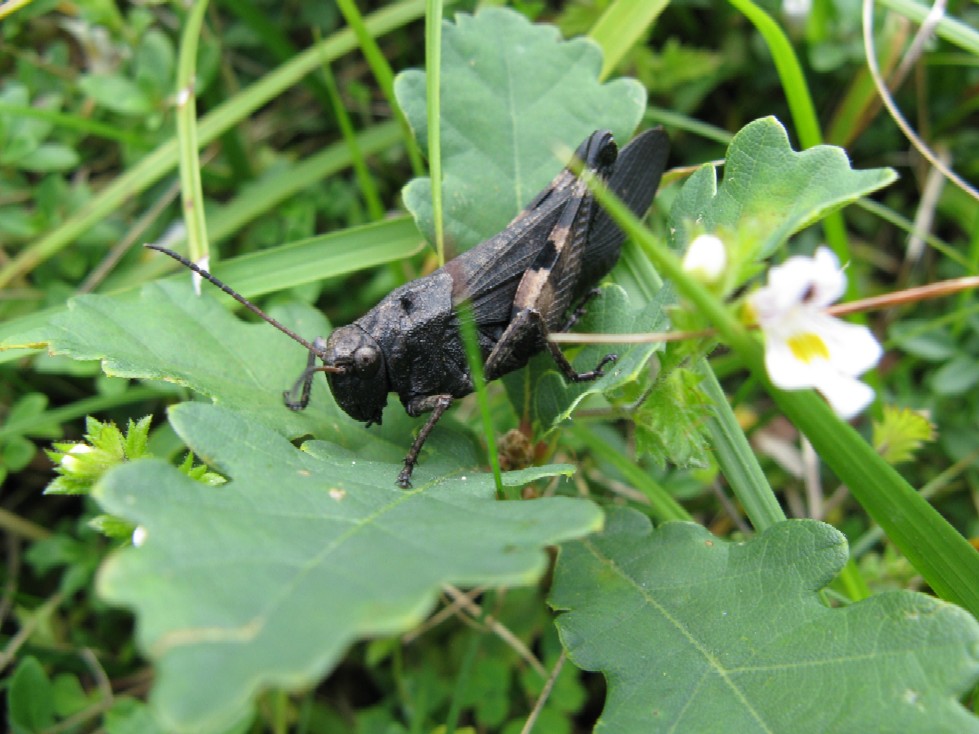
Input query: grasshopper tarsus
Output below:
<box><xmin>572</xmin><ymin>353</ymin><xmax>618</xmax><ymax>382</ymax></box>
<box><xmin>399</xmin><ymin>394</ymin><xmax>454</xmax><ymax>488</ymax></box>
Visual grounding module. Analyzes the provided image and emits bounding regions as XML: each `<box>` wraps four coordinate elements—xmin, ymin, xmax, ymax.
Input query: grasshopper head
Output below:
<box><xmin>324</xmin><ymin>325</ymin><xmax>389</xmax><ymax>425</ymax></box>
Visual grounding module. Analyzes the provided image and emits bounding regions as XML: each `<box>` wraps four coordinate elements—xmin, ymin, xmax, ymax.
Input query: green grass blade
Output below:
<box><xmin>1</xmin><ymin>217</ymin><xmax>422</xmax><ymax>360</ymax></box>
<box><xmin>698</xmin><ymin>362</ymin><xmax>786</xmax><ymax>530</ymax></box>
<box><xmin>589</xmin><ymin>0</ymin><xmax>668</xmax><ymax>79</ymax></box>
<box><xmin>426</xmin><ymin>0</ymin><xmax>445</xmax><ymax>265</ymax></box>
<box><xmin>175</xmin><ymin>0</ymin><xmax>210</xmax><ymax>264</ymax></box>
<box><xmin>314</xmin><ymin>40</ymin><xmax>385</xmax><ymax>221</ymax></box>
<box><xmin>880</xmin><ymin>0</ymin><xmax>979</xmax><ymax>54</ymax></box>
<box><xmin>0</xmin><ymin>0</ymin><xmax>426</xmax><ymax>289</ymax></box>
<box><xmin>568</xmin><ymin>424</ymin><xmax>690</xmax><ymax>522</ymax></box>
<box><xmin>334</xmin><ymin>0</ymin><xmax>426</xmax><ymax>175</ymax></box>
<box><xmin>456</xmin><ymin>301</ymin><xmax>503</xmax><ymax>499</ymax></box>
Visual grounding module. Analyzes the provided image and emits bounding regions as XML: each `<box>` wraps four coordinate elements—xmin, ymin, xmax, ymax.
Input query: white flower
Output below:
<box><xmin>682</xmin><ymin>234</ymin><xmax>727</xmax><ymax>284</ymax></box>
<box><xmin>748</xmin><ymin>247</ymin><xmax>882</xmax><ymax>419</ymax></box>
<box><xmin>132</xmin><ymin>526</ymin><xmax>148</xmax><ymax>548</ymax></box>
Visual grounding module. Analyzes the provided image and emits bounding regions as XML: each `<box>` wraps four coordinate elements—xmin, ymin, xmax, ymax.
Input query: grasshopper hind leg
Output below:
<box><xmin>484</xmin><ymin>308</ymin><xmax>616</xmax><ymax>383</ymax></box>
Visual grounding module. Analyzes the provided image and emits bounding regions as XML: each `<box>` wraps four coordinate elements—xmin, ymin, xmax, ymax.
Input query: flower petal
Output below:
<box><xmin>807</xmin><ymin>246</ymin><xmax>847</xmax><ymax>307</ymax></box>
<box><xmin>764</xmin><ymin>335</ymin><xmax>826</xmax><ymax>389</ymax></box>
<box><xmin>807</xmin><ymin>314</ymin><xmax>882</xmax><ymax>376</ymax></box>
<box><xmin>812</xmin><ymin>369</ymin><xmax>876</xmax><ymax>419</ymax></box>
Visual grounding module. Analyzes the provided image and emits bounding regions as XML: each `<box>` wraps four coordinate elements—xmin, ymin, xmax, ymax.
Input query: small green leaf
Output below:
<box><xmin>395</xmin><ymin>7</ymin><xmax>646</xmax><ymax>250</ymax></box>
<box><xmin>634</xmin><ymin>366</ymin><xmax>713</xmax><ymax>467</ymax></box>
<box><xmin>2</xmin><ymin>435</ymin><xmax>36</xmax><ymax>472</ymax></box>
<box><xmin>52</xmin><ymin>673</ymin><xmax>93</xmax><ymax>718</ymax></box>
<box><xmin>78</xmin><ymin>73</ymin><xmax>154</xmax><ymax>116</ymax></box>
<box><xmin>930</xmin><ymin>355</ymin><xmax>979</xmax><ymax>396</ymax></box>
<box><xmin>551</xmin><ymin>509</ymin><xmax>979</xmax><ymax>733</ymax></box>
<box><xmin>16</xmin><ymin>143</ymin><xmax>80</xmax><ymax>172</ymax></box>
<box><xmin>104</xmin><ymin>698</ymin><xmax>170</xmax><ymax>734</ymax></box>
<box><xmin>44</xmin><ymin>415</ymin><xmax>153</xmax><ymax>496</ymax></box>
<box><xmin>7</xmin><ymin>656</ymin><xmax>55</xmax><ymax>734</ymax></box>
<box><xmin>889</xmin><ymin>321</ymin><xmax>958</xmax><ymax>362</ymax></box>
<box><xmin>873</xmin><ymin>406</ymin><xmax>935</xmax><ymax>465</ymax></box>
<box><xmin>95</xmin><ymin>402</ymin><xmax>602</xmax><ymax>732</ymax></box>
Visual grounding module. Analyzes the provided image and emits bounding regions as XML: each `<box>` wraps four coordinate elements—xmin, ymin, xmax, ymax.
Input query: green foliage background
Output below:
<box><xmin>2</xmin><ymin>1</ymin><xmax>979</xmax><ymax>732</ymax></box>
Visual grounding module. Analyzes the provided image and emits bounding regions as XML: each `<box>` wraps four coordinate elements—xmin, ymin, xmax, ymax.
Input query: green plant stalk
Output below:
<box><xmin>0</xmin><ymin>0</ymin><xmax>426</xmax><ymax>289</ymax></box>
<box><xmin>0</xmin><ymin>103</ymin><xmax>145</xmax><ymax>145</ymax></box>
<box><xmin>583</xmin><ymin>167</ymin><xmax>979</xmax><ymax>616</ymax></box>
<box><xmin>221</xmin><ymin>0</ymin><xmax>339</xmax><ymax>126</ymax></box>
<box><xmin>646</xmin><ymin>105</ymin><xmax>733</xmax><ymax>145</ymax></box>
<box><xmin>851</xmin><ymin>448</ymin><xmax>979</xmax><ymax>559</ymax></box>
<box><xmin>314</xmin><ymin>34</ymin><xmax>385</xmax><ymax>221</ymax></box>
<box><xmin>857</xmin><ymin>198</ymin><xmax>969</xmax><ymax>270</ymax></box>
<box><xmin>568</xmin><ymin>424</ymin><xmax>689</xmax><ymax>522</ymax></box>
<box><xmin>426</xmin><ymin>0</ymin><xmax>445</xmax><ymax>266</ymax></box>
<box><xmin>825</xmin><ymin>12</ymin><xmax>907</xmax><ymax>150</ymax></box>
<box><xmin>726</xmin><ymin>0</ymin><xmax>854</xmax><ymax>303</ymax></box>
<box><xmin>456</xmin><ymin>302</ymin><xmax>504</xmax><ymax>499</ymax></box>
<box><xmin>204</xmin><ymin>122</ymin><xmax>402</xmax><ymax>249</ymax></box>
<box><xmin>589</xmin><ymin>0</ymin><xmax>668</xmax><ymax>80</ymax></box>
<box><xmin>697</xmin><ymin>362</ymin><xmax>785</xmax><ymax>529</ymax></box>
<box><xmin>176</xmin><ymin>0</ymin><xmax>211</xmax><ymax>264</ymax></box>
<box><xmin>334</xmin><ymin>0</ymin><xmax>426</xmax><ymax>176</ymax></box>
<box><xmin>880</xmin><ymin>0</ymin><xmax>979</xmax><ymax>54</ymax></box>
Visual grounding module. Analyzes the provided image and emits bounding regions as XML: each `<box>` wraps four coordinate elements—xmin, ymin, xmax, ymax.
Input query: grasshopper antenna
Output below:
<box><xmin>146</xmin><ymin>244</ymin><xmax>343</xmax><ymax>372</ymax></box>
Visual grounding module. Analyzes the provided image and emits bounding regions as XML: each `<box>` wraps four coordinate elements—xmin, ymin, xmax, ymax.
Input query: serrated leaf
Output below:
<box><xmin>873</xmin><ymin>406</ymin><xmax>935</xmax><ymax>465</ymax></box>
<box><xmin>503</xmin><ymin>282</ymin><xmax>673</xmax><ymax>431</ymax></box>
<box><xmin>96</xmin><ymin>402</ymin><xmax>602</xmax><ymax>733</ymax></box>
<box><xmin>670</xmin><ymin>117</ymin><xmax>897</xmax><ymax>261</ymax></box>
<box><xmin>551</xmin><ymin>509</ymin><xmax>979</xmax><ymax>733</ymax></box>
<box><xmin>634</xmin><ymin>366</ymin><xmax>713</xmax><ymax>467</ymax></box>
<box><xmin>395</xmin><ymin>7</ymin><xmax>646</xmax><ymax>251</ymax></box>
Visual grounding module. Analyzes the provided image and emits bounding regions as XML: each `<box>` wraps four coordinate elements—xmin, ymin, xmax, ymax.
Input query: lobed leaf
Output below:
<box><xmin>20</xmin><ymin>279</ymin><xmax>601</xmax><ymax>731</ymax></box>
<box><xmin>395</xmin><ymin>7</ymin><xmax>647</xmax><ymax>251</ymax></box>
<box><xmin>551</xmin><ymin>509</ymin><xmax>979</xmax><ymax>733</ymax></box>
<box><xmin>97</xmin><ymin>402</ymin><xmax>600</xmax><ymax>732</ymax></box>
<box><xmin>669</xmin><ymin>116</ymin><xmax>897</xmax><ymax>262</ymax></box>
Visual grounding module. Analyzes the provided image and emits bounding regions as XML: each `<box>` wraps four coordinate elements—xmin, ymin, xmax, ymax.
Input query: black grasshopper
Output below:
<box><xmin>151</xmin><ymin>127</ymin><xmax>669</xmax><ymax>487</ymax></box>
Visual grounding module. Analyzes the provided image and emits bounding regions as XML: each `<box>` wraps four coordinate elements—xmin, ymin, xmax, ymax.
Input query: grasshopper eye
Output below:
<box><xmin>354</xmin><ymin>345</ymin><xmax>380</xmax><ymax>375</ymax></box>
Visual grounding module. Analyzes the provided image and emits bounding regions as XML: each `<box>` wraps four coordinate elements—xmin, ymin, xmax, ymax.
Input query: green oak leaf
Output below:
<box><xmin>551</xmin><ymin>509</ymin><xmax>979</xmax><ymax>733</ymax></box>
<box><xmin>395</xmin><ymin>7</ymin><xmax>646</xmax><ymax>251</ymax></box>
<box><xmin>19</xmin><ymin>281</ymin><xmax>345</xmax><ymax>441</ymax></box>
<box><xmin>20</xmin><ymin>280</ymin><xmax>602</xmax><ymax>731</ymax></box>
<box><xmin>670</xmin><ymin>116</ymin><xmax>897</xmax><ymax>266</ymax></box>
<box><xmin>97</xmin><ymin>403</ymin><xmax>599</xmax><ymax>733</ymax></box>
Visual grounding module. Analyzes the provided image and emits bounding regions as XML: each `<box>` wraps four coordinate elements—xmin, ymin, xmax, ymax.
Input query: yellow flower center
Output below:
<box><xmin>787</xmin><ymin>332</ymin><xmax>829</xmax><ymax>363</ymax></box>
